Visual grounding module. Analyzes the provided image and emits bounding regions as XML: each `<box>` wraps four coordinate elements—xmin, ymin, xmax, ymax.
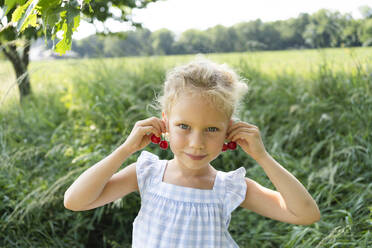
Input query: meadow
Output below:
<box><xmin>0</xmin><ymin>47</ymin><xmax>371</xmax><ymax>247</ymax></box>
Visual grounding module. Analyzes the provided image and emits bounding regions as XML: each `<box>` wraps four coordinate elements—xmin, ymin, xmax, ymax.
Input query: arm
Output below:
<box><xmin>64</xmin><ymin>146</ymin><xmax>138</xmax><ymax>211</ymax></box>
<box><xmin>64</xmin><ymin>117</ymin><xmax>166</xmax><ymax>211</ymax></box>
<box><xmin>227</xmin><ymin>121</ymin><xmax>320</xmax><ymax>225</ymax></box>
<box><xmin>240</xmin><ymin>155</ymin><xmax>320</xmax><ymax>225</ymax></box>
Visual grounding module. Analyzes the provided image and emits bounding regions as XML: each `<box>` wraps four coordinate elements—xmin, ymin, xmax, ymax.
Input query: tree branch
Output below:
<box><xmin>0</xmin><ymin>44</ymin><xmax>17</xmax><ymax>63</ymax></box>
<box><xmin>0</xmin><ymin>22</ymin><xmax>13</xmax><ymax>33</ymax></box>
<box><xmin>22</xmin><ymin>40</ymin><xmax>31</xmax><ymax>66</ymax></box>
<box><xmin>8</xmin><ymin>44</ymin><xmax>21</xmax><ymax>64</ymax></box>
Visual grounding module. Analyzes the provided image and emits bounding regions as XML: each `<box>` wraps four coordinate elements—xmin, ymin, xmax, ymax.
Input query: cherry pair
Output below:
<box><xmin>222</xmin><ymin>141</ymin><xmax>237</xmax><ymax>152</ymax></box>
<box><xmin>151</xmin><ymin>134</ymin><xmax>168</xmax><ymax>150</ymax></box>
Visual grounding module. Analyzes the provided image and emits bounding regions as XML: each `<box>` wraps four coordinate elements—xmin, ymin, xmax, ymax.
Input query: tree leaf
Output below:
<box><xmin>15</xmin><ymin>0</ymin><xmax>40</xmax><ymax>33</ymax></box>
<box><xmin>41</xmin><ymin>6</ymin><xmax>62</xmax><ymax>41</ymax></box>
<box><xmin>20</xmin><ymin>12</ymin><xmax>38</xmax><ymax>32</ymax></box>
<box><xmin>4</xmin><ymin>0</ymin><xmax>22</xmax><ymax>15</ymax></box>
<box><xmin>55</xmin><ymin>7</ymin><xmax>80</xmax><ymax>55</ymax></box>
<box><xmin>11</xmin><ymin>1</ymin><xmax>29</xmax><ymax>23</ymax></box>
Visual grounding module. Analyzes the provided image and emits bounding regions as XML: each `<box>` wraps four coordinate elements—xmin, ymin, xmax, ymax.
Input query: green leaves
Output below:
<box><xmin>11</xmin><ymin>0</ymin><xmax>39</xmax><ymax>32</ymax></box>
<box><xmin>3</xmin><ymin>0</ymin><xmax>160</xmax><ymax>55</ymax></box>
<box><xmin>8</xmin><ymin>0</ymin><xmax>83</xmax><ymax>55</ymax></box>
<box><xmin>4</xmin><ymin>0</ymin><xmax>24</xmax><ymax>15</ymax></box>
<box><xmin>55</xmin><ymin>8</ymin><xmax>80</xmax><ymax>55</ymax></box>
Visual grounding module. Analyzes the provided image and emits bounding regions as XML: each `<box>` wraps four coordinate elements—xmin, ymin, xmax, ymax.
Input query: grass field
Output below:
<box><xmin>0</xmin><ymin>47</ymin><xmax>371</xmax><ymax>247</ymax></box>
<box><xmin>1</xmin><ymin>47</ymin><xmax>370</xmax><ymax>105</ymax></box>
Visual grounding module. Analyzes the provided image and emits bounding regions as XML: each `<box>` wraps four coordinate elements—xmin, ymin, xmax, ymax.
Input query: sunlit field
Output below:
<box><xmin>1</xmin><ymin>47</ymin><xmax>370</xmax><ymax>105</ymax></box>
<box><xmin>1</xmin><ymin>47</ymin><xmax>371</xmax><ymax>247</ymax></box>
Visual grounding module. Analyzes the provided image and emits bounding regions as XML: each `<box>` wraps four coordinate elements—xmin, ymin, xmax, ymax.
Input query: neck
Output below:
<box><xmin>169</xmin><ymin>158</ymin><xmax>213</xmax><ymax>178</ymax></box>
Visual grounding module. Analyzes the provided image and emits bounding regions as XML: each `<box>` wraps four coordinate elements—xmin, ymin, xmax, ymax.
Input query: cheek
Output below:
<box><xmin>208</xmin><ymin>134</ymin><xmax>225</xmax><ymax>148</ymax></box>
<box><xmin>169</xmin><ymin>131</ymin><xmax>185</xmax><ymax>148</ymax></box>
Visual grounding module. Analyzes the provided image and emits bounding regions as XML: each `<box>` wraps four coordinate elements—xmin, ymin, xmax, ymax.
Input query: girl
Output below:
<box><xmin>64</xmin><ymin>58</ymin><xmax>320</xmax><ymax>247</ymax></box>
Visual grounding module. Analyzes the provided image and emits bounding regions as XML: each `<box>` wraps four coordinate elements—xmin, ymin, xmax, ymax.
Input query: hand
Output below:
<box><xmin>226</xmin><ymin>120</ymin><xmax>268</xmax><ymax>161</ymax></box>
<box><xmin>122</xmin><ymin>117</ymin><xmax>166</xmax><ymax>154</ymax></box>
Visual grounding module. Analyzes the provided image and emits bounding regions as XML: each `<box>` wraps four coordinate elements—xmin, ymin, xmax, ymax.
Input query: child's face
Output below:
<box><xmin>163</xmin><ymin>93</ymin><xmax>230</xmax><ymax>169</ymax></box>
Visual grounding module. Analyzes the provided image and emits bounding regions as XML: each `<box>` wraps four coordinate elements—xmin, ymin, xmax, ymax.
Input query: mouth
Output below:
<box><xmin>185</xmin><ymin>153</ymin><xmax>207</xmax><ymax>160</ymax></box>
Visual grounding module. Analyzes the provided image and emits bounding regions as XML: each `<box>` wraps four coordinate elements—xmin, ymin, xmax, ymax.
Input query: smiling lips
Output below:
<box><xmin>185</xmin><ymin>153</ymin><xmax>207</xmax><ymax>160</ymax></box>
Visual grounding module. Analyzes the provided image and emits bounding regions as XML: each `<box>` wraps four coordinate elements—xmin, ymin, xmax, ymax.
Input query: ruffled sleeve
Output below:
<box><xmin>224</xmin><ymin>167</ymin><xmax>247</xmax><ymax>216</ymax></box>
<box><xmin>136</xmin><ymin>151</ymin><xmax>161</xmax><ymax>196</ymax></box>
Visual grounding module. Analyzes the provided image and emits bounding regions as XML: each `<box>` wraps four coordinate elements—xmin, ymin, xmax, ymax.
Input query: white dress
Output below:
<box><xmin>132</xmin><ymin>151</ymin><xmax>247</xmax><ymax>248</ymax></box>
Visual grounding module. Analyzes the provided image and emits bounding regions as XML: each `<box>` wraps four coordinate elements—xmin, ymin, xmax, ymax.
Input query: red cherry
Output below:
<box><xmin>222</xmin><ymin>143</ymin><xmax>228</xmax><ymax>151</ymax></box>
<box><xmin>159</xmin><ymin>140</ymin><xmax>168</xmax><ymax>150</ymax></box>
<box><xmin>227</xmin><ymin>141</ymin><xmax>237</xmax><ymax>150</ymax></box>
<box><xmin>151</xmin><ymin>134</ymin><xmax>161</xmax><ymax>144</ymax></box>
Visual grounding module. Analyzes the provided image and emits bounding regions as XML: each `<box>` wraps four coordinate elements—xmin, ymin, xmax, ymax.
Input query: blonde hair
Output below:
<box><xmin>155</xmin><ymin>57</ymin><xmax>249</xmax><ymax>119</ymax></box>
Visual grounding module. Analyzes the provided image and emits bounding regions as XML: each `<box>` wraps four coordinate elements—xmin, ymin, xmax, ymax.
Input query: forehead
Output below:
<box><xmin>169</xmin><ymin>94</ymin><xmax>228</xmax><ymax>126</ymax></box>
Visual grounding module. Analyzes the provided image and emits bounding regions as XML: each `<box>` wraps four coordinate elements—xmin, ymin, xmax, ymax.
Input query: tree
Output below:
<box><xmin>341</xmin><ymin>18</ymin><xmax>362</xmax><ymax>47</ymax></box>
<box><xmin>115</xmin><ymin>28</ymin><xmax>153</xmax><ymax>56</ymax></box>
<box><xmin>233</xmin><ymin>19</ymin><xmax>263</xmax><ymax>52</ymax></box>
<box><xmin>361</xmin><ymin>19</ymin><xmax>372</xmax><ymax>46</ymax></box>
<box><xmin>259</xmin><ymin>22</ymin><xmax>282</xmax><ymax>50</ymax></box>
<box><xmin>72</xmin><ymin>34</ymin><xmax>105</xmax><ymax>58</ymax></box>
<box><xmin>151</xmin><ymin>28</ymin><xmax>174</xmax><ymax>55</ymax></box>
<box><xmin>302</xmin><ymin>9</ymin><xmax>347</xmax><ymax>48</ymax></box>
<box><xmin>359</xmin><ymin>5</ymin><xmax>372</xmax><ymax>46</ymax></box>
<box><xmin>205</xmin><ymin>25</ymin><xmax>237</xmax><ymax>53</ymax></box>
<box><xmin>276</xmin><ymin>13</ymin><xmax>310</xmax><ymax>49</ymax></box>
<box><xmin>359</xmin><ymin>5</ymin><xmax>372</xmax><ymax>19</ymax></box>
<box><xmin>0</xmin><ymin>0</ymin><xmax>159</xmax><ymax>103</ymax></box>
<box><xmin>174</xmin><ymin>29</ymin><xmax>212</xmax><ymax>54</ymax></box>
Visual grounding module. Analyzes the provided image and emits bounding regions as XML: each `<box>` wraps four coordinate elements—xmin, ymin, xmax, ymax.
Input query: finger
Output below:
<box><xmin>230</xmin><ymin>132</ymin><xmax>255</xmax><ymax>143</ymax></box>
<box><xmin>229</xmin><ymin>124</ymin><xmax>258</xmax><ymax>137</ymax></box>
<box><xmin>140</xmin><ymin>126</ymin><xmax>161</xmax><ymax>137</ymax></box>
<box><xmin>161</xmin><ymin>119</ymin><xmax>166</xmax><ymax>133</ymax></box>
<box><xmin>150</xmin><ymin>117</ymin><xmax>163</xmax><ymax>136</ymax></box>
<box><xmin>226</xmin><ymin>122</ymin><xmax>252</xmax><ymax>135</ymax></box>
<box><xmin>227</xmin><ymin>127</ymin><xmax>257</xmax><ymax>141</ymax></box>
<box><xmin>153</xmin><ymin>117</ymin><xmax>167</xmax><ymax>135</ymax></box>
<box><xmin>140</xmin><ymin>117</ymin><xmax>163</xmax><ymax>136</ymax></box>
<box><xmin>227</xmin><ymin>121</ymin><xmax>248</xmax><ymax>131</ymax></box>
<box><xmin>231</xmin><ymin>128</ymin><xmax>261</xmax><ymax>142</ymax></box>
<box><xmin>233</xmin><ymin>121</ymin><xmax>257</xmax><ymax>127</ymax></box>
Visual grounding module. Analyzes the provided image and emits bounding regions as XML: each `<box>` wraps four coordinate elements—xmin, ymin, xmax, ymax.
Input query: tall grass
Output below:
<box><xmin>0</xmin><ymin>48</ymin><xmax>371</xmax><ymax>247</ymax></box>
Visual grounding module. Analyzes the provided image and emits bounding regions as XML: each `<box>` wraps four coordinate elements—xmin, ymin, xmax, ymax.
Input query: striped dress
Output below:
<box><xmin>132</xmin><ymin>151</ymin><xmax>247</xmax><ymax>248</ymax></box>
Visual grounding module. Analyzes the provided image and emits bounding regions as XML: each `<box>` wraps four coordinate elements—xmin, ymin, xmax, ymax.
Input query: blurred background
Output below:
<box><xmin>0</xmin><ymin>0</ymin><xmax>371</xmax><ymax>247</ymax></box>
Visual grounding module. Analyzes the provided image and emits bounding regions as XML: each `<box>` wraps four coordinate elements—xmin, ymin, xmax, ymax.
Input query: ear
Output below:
<box><xmin>162</xmin><ymin>112</ymin><xmax>169</xmax><ymax>131</ymax></box>
<box><xmin>229</xmin><ymin>119</ymin><xmax>234</xmax><ymax>126</ymax></box>
<box><xmin>227</xmin><ymin>119</ymin><xmax>234</xmax><ymax>130</ymax></box>
<box><xmin>225</xmin><ymin>119</ymin><xmax>234</xmax><ymax>137</ymax></box>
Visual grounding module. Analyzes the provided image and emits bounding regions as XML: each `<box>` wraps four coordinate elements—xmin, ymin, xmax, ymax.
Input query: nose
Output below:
<box><xmin>189</xmin><ymin>131</ymin><xmax>205</xmax><ymax>150</ymax></box>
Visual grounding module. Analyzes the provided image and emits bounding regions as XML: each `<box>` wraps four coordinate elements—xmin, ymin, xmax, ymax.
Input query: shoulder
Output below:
<box><xmin>136</xmin><ymin>150</ymin><xmax>164</xmax><ymax>193</ymax></box>
<box><xmin>219</xmin><ymin>167</ymin><xmax>247</xmax><ymax>215</ymax></box>
<box><xmin>220</xmin><ymin>167</ymin><xmax>247</xmax><ymax>189</ymax></box>
<box><xmin>136</xmin><ymin>150</ymin><xmax>163</xmax><ymax>173</ymax></box>
<box><xmin>222</xmin><ymin>167</ymin><xmax>246</xmax><ymax>179</ymax></box>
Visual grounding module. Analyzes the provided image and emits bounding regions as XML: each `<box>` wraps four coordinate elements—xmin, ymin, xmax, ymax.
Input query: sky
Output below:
<box><xmin>72</xmin><ymin>0</ymin><xmax>371</xmax><ymax>40</ymax></box>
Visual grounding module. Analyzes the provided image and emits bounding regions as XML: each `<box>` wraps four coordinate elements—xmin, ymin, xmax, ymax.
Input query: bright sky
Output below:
<box><xmin>72</xmin><ymin>0</ymin><xmax>371</xmax><ymax>40</ymax></box>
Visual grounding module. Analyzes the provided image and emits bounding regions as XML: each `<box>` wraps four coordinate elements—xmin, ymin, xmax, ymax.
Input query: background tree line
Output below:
<box><xmin>71</xmin><ymin>8</ymin><xmax>372</xmax><ymax>58</ymax></box>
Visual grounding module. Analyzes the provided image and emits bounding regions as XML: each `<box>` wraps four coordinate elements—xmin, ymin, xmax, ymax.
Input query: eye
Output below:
<box><xmin>207</xmin><ymin>127</ymin><xmax>219</xmax><ymax>132</ymax></box>
<box><xmin>178</xmin><ymin>124</ymin><xmax>190</xmax><ymax>130</ymax></box>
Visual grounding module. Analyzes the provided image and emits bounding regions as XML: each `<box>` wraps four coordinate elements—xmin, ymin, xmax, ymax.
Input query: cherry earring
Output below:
<box><xmin>151</xmin><ymin>134</ymin><xmax>169</xmax><ymax>150</ymax></box>
<box><xmin>151</xmin><ymin>134</ymin><xmax>161</xmax><ymax>144</ymax></box>
<box><xmin>222</xmin><ymin>143</ymin><xmax>228</xmax><ymax>151</ymax></box>
<box><xmin>227</xmin><ymin>141</ymin><xmax>237</xmax><ymax>150</ymax></box>
<box><xmin>159</xmin><ymin>140</ymin><xmax>169</xmax><ymax>150</ymax></box>
<box><xmin>222</xmin><ymin>141</ymin><xmax>237</xmax><ymax>152</ymax></box>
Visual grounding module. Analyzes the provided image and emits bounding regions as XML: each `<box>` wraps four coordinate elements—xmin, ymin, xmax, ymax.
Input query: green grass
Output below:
<box><xmin>0</xmin><ymin>47</ymin><xmax>371</xmax><ymax>247</ymax></box>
